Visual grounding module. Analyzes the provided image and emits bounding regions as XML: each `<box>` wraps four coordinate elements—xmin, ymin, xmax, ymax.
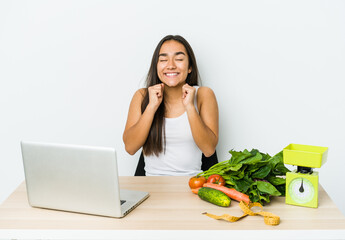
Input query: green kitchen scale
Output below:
<box><xmin>283</xmin><ymin>144</ymin><xmax>328</xmax><ymax>208</ymax></box>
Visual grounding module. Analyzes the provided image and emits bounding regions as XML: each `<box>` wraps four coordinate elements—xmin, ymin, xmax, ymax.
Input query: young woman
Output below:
<box><xmin>123</xmin><ymin>35</ymin><xmax>219</xmax><ymax>176</ymax></box>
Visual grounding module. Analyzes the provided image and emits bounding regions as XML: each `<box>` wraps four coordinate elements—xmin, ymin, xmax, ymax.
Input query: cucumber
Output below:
<box><xmin>198</xmin><ymin>187</ymin><xmax>231</xmax><ymax>207</ymax></box>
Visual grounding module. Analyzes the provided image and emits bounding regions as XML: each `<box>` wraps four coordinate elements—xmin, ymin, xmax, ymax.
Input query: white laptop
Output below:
<box><xmin>20</xmin><ymin>141</ymin><xmax>149</xmax><ymax>218</ymax></box>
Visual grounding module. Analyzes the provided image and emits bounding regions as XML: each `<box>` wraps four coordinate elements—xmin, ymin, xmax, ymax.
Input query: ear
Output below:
<box><xmin>188</xmin><ymin>67</ymin><xmax>192</xmax><ymax>74</ymax></box>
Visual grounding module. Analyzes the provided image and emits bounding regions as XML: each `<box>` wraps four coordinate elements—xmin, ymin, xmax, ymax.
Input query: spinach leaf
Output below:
<box><xmin>275</xmin><ymin>185</ymin><xmax>286</xmax><ymax>196</ymax></box>
<box><xmin>229</xmin><ymin>149</ymin><xmax>252</xmax><ymax>164</ymax></box>
<box><xmin>248</xmin><ymin>188</ymin><xmax>260</xmax><ymax>203</ymax></box>
<box><xmin>258</xmin><ymin>192</ymin><xmax>271</xmax><ymax>204</ymax></box>
<box><xmin>261</xmin><ymin>153</ymin><xmax>272</xmax><ymax>162</ymax></box>
<box><xmin>240</xmin><ymin>152</ymin><xmax>263</xmax><ymax>165</ymax></box>
<box><xmin>273</xmin><ymin>162</ymin><xmax>290</xmax><ymax>175</ymax></box>
<box><xmin>267</xmin><ymin>176</ymin><xmax>286</xmax><ymax>185</ymax></box>
<box><xmin>228</xmin><ymin>163</ymin><xmax>243</xmax><ymax>171</ymax></box>
<box><xmin>268</xmin><ymin>151</ymin><xmax>283</xmax><ymax>169</ymax></box>
<box><xmin>229</xmin><ymin>166</ymin><xmax>246</xmax><ymax>180</ymax></box>
<box><xmin>251</xmin><ymin>164</ymin><xmax>272</xmax><ymax>179</ymax></box>
<box><xmin>257</xmin><ymin>181</ymin><xmax>281</xmax><ymax>196</ymax></box>
<box><xmin>246</xmin><ymin>161</ymin><xmax>267</xmax><ymax>174</ymax></box>
<box><xmin>231</xmin><ymin>176</ymin><xmax>253</xmax><ymax>193</ymax></box>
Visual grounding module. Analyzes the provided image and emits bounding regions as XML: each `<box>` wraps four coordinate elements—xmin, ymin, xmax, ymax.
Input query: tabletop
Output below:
<box><xmin>1</xmin><ymin>176</ymin><xmax>345</xmax><ymax>239</ymax></box>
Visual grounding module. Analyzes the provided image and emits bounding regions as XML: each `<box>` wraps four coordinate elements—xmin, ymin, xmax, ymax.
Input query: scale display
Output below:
<box><xmin>288</xmin><ymin>177</ymin><xmax>315</xmax><ymax>204</ymax></box>
<box><xmin>285</xmin><ymin>171</ymin><xmax>319</xmax><ymax>208</ymax></box>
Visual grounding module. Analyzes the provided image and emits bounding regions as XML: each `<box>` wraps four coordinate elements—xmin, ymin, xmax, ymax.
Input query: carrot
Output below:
<box><xmin>203</xmin><ymin>183</ymin><xmax>250</xmax><ymax>204</ymax></box>
<box><xmin>191</xmin><ymin>187</ymin><xmax>201</xmax><ymax>194</ymax></box>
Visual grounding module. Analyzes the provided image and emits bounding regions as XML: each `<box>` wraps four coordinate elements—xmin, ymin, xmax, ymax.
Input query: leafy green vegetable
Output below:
<box><xmin>256</xmin><ymin>181</ymin><xmax>281</xmax><ymax>196</ymax></box>
<box><xmin>251</xmin><ymin>165</ymin><xmax>271</xmax><ymax>179</ymax></box>
<box><xmin>240</xmin><ymin>152</ymin><xmax>262</xmax><ymax>165</ymax></box>
<box><xmin>197</xmin><ymin>149</ymin><xmax>290</xmax><ymax>204</ymax></box>
<box><xmin>267</xmin><ymin>176</ymin><xmax>286</xmax><ymax>185</ymax></box>
<box><xmin>231</xmin><ymin>175</ymin><xmax>253</xmax><ymax>193</ymax></box>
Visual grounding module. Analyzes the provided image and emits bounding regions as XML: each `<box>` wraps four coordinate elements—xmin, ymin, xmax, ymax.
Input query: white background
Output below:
<box><xmin>1</xmin><ymin>0</ymin><xmax>344</xmax><ymax>216</ymax></box>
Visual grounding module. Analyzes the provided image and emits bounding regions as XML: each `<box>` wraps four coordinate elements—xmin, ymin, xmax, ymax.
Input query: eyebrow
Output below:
<box><xmin>158</xmin><ymin>51</ymin><xmax>186</xmax><ymax>57</ymax></box>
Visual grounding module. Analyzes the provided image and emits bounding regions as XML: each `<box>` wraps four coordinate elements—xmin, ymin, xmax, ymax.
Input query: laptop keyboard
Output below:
<box><xmin>120</xmin><ymin>200</ymin><xmax>126</xmax><ymax>205</ymax></box>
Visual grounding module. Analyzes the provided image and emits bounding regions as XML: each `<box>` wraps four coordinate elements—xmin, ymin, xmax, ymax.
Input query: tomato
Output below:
<box><xmin>207</xmin><ymin>174</ymin><xmax>225</xmax><ymax>186</ymax></box>
<box><xmin>189</xmin><ymin>176</ymin><xmax>206</xmax><ymax>189</ymax></box>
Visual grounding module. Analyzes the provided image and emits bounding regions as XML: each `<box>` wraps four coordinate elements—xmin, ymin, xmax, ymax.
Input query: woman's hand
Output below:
<box><xmin>147</xmin><ymin>83</ymin><xmax>164</xmax><ymax>111</ymax></box>
<box><xmin>182</xmin><ymin>84</ymin><xmax>196</xmax><ymax>109</ymax></box>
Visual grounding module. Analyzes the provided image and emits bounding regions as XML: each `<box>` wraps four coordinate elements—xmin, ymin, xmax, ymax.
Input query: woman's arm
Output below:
<box><xmin>183</xmin><ymin>85</ymin><xmax>219</xmax><ymax>157</ymax></box>
<box><xmin>122</xmin><ymin>84</ymin><xmax>164</xmax><ymax>155</ymax></box>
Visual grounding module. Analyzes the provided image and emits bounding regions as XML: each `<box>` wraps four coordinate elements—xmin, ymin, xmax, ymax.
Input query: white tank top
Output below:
<box><xmin>144</xmin><ymin>86</ymin><xmax>202</xmax><ymax>176</ymax></box>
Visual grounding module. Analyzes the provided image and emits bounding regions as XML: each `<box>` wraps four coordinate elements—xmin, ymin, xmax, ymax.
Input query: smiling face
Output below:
<box><xmin>157</xmin><ymin>40</ymin><xmax>192</xmax><ymax>88</ymax></box>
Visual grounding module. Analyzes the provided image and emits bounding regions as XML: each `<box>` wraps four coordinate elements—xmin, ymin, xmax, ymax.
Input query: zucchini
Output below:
<box><xmin>198</xmin><ymin>187</ymin><xmax>231</xmax><ymax>207</ymax></box>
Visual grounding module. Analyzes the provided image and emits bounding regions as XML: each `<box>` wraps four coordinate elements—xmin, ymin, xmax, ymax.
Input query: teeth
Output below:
<box><xmin>166</xmin><ymin>73</ymin><xmax>178</xmax><ymax>76</ymax></box>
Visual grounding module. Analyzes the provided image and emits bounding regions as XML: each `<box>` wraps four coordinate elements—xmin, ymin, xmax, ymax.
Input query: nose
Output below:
<box><xmin>166</xmin><ymin>59</ymin><xmax>176</xmax><ymax>69</ymax></box>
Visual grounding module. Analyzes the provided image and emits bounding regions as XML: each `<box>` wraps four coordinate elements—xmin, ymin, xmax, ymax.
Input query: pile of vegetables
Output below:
<box><xmin>192</xmin><ymin>149</ymin><xmax>290</xmax><ymax>205</ymax></box>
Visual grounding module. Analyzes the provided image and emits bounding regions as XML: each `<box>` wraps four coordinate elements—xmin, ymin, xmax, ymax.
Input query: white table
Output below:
<box><xmin>1</xmin><ymin>176</ymin><xmax>345</xmax><ymax>239</ymax></box>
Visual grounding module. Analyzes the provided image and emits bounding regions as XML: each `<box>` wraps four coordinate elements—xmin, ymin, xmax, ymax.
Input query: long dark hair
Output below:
<box><xmin>142</xmin><ymin>35</ymin><xmax>200</xmax><ymax>156</ymax></box>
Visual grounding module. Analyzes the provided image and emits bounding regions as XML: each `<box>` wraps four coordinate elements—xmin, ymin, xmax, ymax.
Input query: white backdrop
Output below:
<box><xmin>1</xmin><ymin>0</ymin><xmax>344</xmax><ymax>215</ymax></box>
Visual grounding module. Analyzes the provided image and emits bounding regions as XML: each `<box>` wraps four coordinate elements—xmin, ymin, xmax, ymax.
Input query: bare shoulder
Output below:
<box><xmin>132</xmin><ymin>88</ymin><xmax>147</xmax><ymax>102</ymax></box>
<box><xmin>136</xmin><ymin>88</ymin><xmax>147</xmax><ymax>98</ymax></box>
<box><xmin>196</xmin><ymin>86</ymin><xmax>218</xmax><ymax>113</ymax></box>
<box><xmin>197</xmin><ymin>86</ymin><xmax>217</xmax><ymax>102</ymax></box>
<box><xmin>128</xmin><ymin>88</ymin><xmax>147</xmax><ymax>112</ymax></box>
